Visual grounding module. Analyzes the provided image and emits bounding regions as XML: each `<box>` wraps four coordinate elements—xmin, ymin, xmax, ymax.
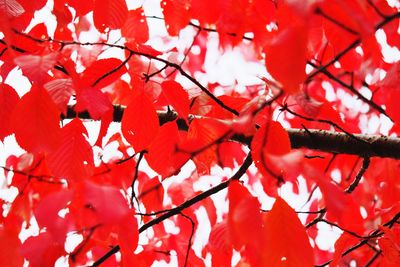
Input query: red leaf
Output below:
<box><xmin>316</xmin><ymin>175</ymin><xmax>364</xmax><ymax>234</ymax></box>
<box><xmin>228</xmin><ymin>180</ymin><xmax>262</xmax><ymax>250</ymax></box>
<box><xmin>83</xmin><ymin>181</ymin><xmax>130</xmax><ymax>225</ymax></box>
<box><xmin>0</xmin><ymin>83</ymin><xmax>19</xmax><ymax>141</ymax></box>
<box><xmin>47</xmin><ymin>119</ymin><xmax>94</xmax><ymax>182</ymax></box>
<box><xmin>161</xmin><ymin>80</ymin><xmax>190</xmax><ymax>123</ymax></box>
<box><xmin>161</xmin><ymin>0</ymin><xmax>191</xmax><ymax>36</ymax></box>
<box><xmin>118</xmin><ymin>210</ymin><xmax>139</xmax><ymax>256</ymax></box>
<box><xmin>190</xmin><ymin>0</ymin><xmax>221</xmax><ymax>25</ymax></box>
<box><xmin>261</xmin><ymin>197</ymin><xmax>314</xmax><ymax>266</ymax></box>
<box><xmin>14</xmin><ymin>52</ymin><xmax>59</xmax><ymax>84</ymax></box>
<box><xmin>379</xmin><ymin>227</ymin><xmax>400</xmax><ymax>266</ymax></box>
<box><xmin>139</xmin><ymin>176</ymin><xmax>164</xmax><ymax>212</ymax></box>
<box><xmin>34</xmin><ymin>189</ymin><xmax>74</xmax><ymax>243</ymax></box>
<box><xmin>128</xmin><ymin>43</ymin><xmax>163</xmax><ymax>57</ymax></box>
<box><xmin>34</xmin><ymin>189</ymin><xmax>73</xmax><ymax>228</ymax></box>
<box><xmin>201</xmin><ymin>196</ymin><xmax>217</xmax><ymax>227</ymax></box>
<box><xmin>183</xmin><ymin>118</ymin><xmax>231</xmax><ymax>173</ymax></box>
<box><xmin>253</xmin><ymin>120</ymin><xmax>291</xmax><ymax>156</ymax></box>
<box><xmin>121</xmin><ymin>8</ymin><xmax>149</xmax><ymax>44</ymax></box>
<box><xmin>168</xmin><ymin>180</ymin><xmax>194</xmax><ymax>205</ymax></box>
<box><xmin>75</xmin><ymin>87</ymin><xmax>112</xmax><ymax>119</ymax></box>
<box><xmin>18</xmin><ymin>0</ymin><xmax>46</xmax><ymax>13</ymax></box>
<box><xmin>44</xmin><ymin>78</ymin><xmax>75</xmax><ymax>114</ymax></box>
<box><xmin>291</xmin><ymin>90</ymin><xmax>344</xmax><ymax>130</ymax></box>
<box><xmin>217</xmin><ymin>141</ymin><xmax>246</xmax><ymax>168</ymax></box>
<box><xmin>265</xmin><ymin>25</ymin><xmax>308</xmax><ymax>93</ymax></box>
<box><xmin>331</xmin><ymin>233</ymin><xmax>359</xmax><ymax>266</ymax></box>
<box><xmin>207</xmin><ymin>222</ymin><xmax>233</xmax><ymax>267</ymax></box>
<box><xmin>319</xmin><ymin>0</ymin><xmax>374</xmax><ymax>38</ymax></box>
<box><xmin>0</xmin><ymin>225</ymin><xmax>24</xmax><ymax>267</ymax></box>
<box><xmin>0</xmin><ymin>0</ymin><xmax>25</xmax><ymax>18</ymax></box>
<box><xmin>121</xmin><ymin>92</ymin><xmax>159</xmax><ymax>152</ymax></box>
<box><xmin>65</xmin><ymin>0</ymin><xmax>93</xmax><ymax>16</ymax></box>
<box><xmin>251</xmin><ymin>120</ymin><xmax>293</xmax><ymax>180</ymax></box>
<box><xmin>93</xmin><ymin>0</ymin><xmax>128</xmax><ymax>32</ymax></box>
<box><xmin>11</xmin><ymin>86</ymin><xmax>61</xmax><ymax>153</ymax></box>
<box><xmin>94</xmin><ymin>108</ymin><xmax>113</xmax><ymax>147</ymax></box>
<box><xmin>80</xmin><ymin>58</ymin><xmax>127</xmax><ymax>90</ymax></box>
<box><xmin>21</xmin><ymin>232</ymin><xmax>65</xmax><ymax>267</ymax></box>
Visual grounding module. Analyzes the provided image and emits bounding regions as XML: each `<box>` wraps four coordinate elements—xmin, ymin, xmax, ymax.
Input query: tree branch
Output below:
<box><xmin>11</xmin><ymin>30</ymin><xmax>239</xmax><ymax>116</ymax></box>
<box><xmin>345</xmin><ymin>157</ymin><xmax>370</xmax><ymax>193</ymax></box>
<box><xmin>64</xmin><ymin>105</ymin><xmax>400</xmax><ymax>159</ymax></box>
<box><xmin>91</xmin><ymin>153</ymin><xmax>253</xmax><ymax>266</ymax></box>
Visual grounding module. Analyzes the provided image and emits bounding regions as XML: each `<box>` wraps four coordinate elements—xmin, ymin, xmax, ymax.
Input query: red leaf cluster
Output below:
<box><xmin>1</xmin><ymin>0</ymin><xmax>400</xmax><ymax>266</ymax></box>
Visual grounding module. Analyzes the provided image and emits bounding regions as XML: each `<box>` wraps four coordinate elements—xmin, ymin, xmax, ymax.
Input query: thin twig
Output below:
<box><xmin>90</xmin><ymin>153</ymin><xmax>253</xmax><ymax>266</ymax></box>
<box><xmin>281</xmin><ymin>104</ymin><xmax>372</xmax><ymax>146</ymax></box>
<box><xmin>166</xmin><ymin>28</ymin><xmax>202</xmax><ymax>78</ymax></box>
<box><xmin>367</xmin><ymin>0</ymin><xmax>388</xmax><ymax>18</ymax></box>
<box><xmin>315</xmin><ymin>8</ymin><xmax>359</xmax><ymax>35</ymax></box>
<box><xmin>131</xmin><ymin>151</ymin><xmax>145</xmax><ymax>208</ymax></box>
<box><xmin>0</xmin><ymin>166</ymin><xmax>65</xmax><ymax>184</ymax></box>
<box><xmin>307</xmin><ymin>11</ymin><xmax>400</xmax><ymax>81</ymax></box>
<box><xmin>261</xmin><ymin>208</ymin><xmax>326</xmax><ymax>215</ymax></box>
<box><xmin>92</xmin><ymin>51</ymin><xmax>134</xmax><ymax>87</ymax></box>
<box><xmin>179</xmin><ymin>212</ymin><xmax>195</xmax><ymax>267</ymax></box>
<box><xmin>69</xmin><ymin>224</ymin><xmax>100</xmax><ymax>262</ymax></box>
<box><xmin>317</xmin><ymin>218</ymin><xmax>380</xmax><ymax>239</ymax></box>
<box><xmin>11</xmin><ymin>30</ymin><xmax>239</xmax><ymax>116</ymax></box>
<box><xmin>316</xmin><ymin>212</ymin><xmax>400</xmax><ymax>267</ymax></box>
<box><xmin>345</xmin><ymin>157</ymin><xmax>370</xmax><ymax>193</ymax></box>
<box><xmin>307</xmin><ymin>61</ymin><xmax>391</xmax><ymax>120</ymax></box>
<box><xmin>365</xmin><ymin>250</ymin><xmax>382</xmax><ymax>267</ymax></box>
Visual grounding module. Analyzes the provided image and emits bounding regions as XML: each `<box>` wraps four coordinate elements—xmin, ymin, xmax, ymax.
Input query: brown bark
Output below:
<box><xmin>64</xmin><ymin>105</ymin><xmax>400</xmax><ymax>159</ymax></box>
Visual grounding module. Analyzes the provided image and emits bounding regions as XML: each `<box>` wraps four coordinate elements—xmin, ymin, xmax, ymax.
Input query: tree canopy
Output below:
<box><xmin>1</xmin><ymin>0</ymin><xmax>400</xmax><ymax>266</ymax></box>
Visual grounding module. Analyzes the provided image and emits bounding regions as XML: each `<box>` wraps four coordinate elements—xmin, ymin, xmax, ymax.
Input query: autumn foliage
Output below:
<box><xmin>1</xmin><ymin>0</ymin><xmax>400</xmax><ymax>266</ymax></box>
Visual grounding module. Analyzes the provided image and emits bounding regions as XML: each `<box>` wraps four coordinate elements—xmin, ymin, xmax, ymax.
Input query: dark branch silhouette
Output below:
<box><xmin>91</xmin><ymin>153</ymin><xmax>253</xmax><ymax>266</ymax></box>
<box><xmin>64</xmin><ymin>105</ymin><xmax>400</xmax><ymax>159</ymax></box>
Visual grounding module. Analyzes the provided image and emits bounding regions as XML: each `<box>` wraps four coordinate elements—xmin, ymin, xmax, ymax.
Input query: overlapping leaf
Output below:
<box><xmin>75</xmin><ymin>87</ymin><xmax>112</xmax><ymax>119</ymax></box>
<box><xmin>183</xmin><ymin>118</ymin><xmax>231</xmax><ymax>173</ymax></box>
<box><xmin>261</xmin><ymin>197</ymin><xmax>314</xmax><ymax>266</ymax></box>
<box><xmin>44</xmin><ymin>78</ymin><xmax>75</xmax><ymax>114</ymax></box>
<box><xmin>14</xmin><ymin>52</ymin><xmax>59</xmax><ymax>84</ymax></box>
<box><xmin>316</xmin><ymin>175</ymin><xmax>364</xmax><ymax>234</ymax></box>
<box><xmin>139</xmin><ymin>176</ymin><xmax>164</xmax><ymax>212</ymax></box>
<box><xmin>264</xmin><ymin>25</ymin><xmax>308</xmax><ymax>93</ymax></box>
<box><xmin>0</xmin><ymin>84</ymin><xmax>19</xmax><ymax>141</ymax></box>
<box><xmin>121</xmin><ymin>91</ymin><xmax>159</xmax><ymax>152</ymax></box>
<box><xmin>21</xmin><ymin>231</ymin><xmax>65</xmax><ymax>267</ymax></box>
<box><xmin>11</xmin><ymin>86</ymin><xmax>61</xmax><ymax>154</ymax></box>
<box><xmin>228</xmin><ymin>180</ymin><xmax>262</xmax><ymax>250</ymax></box>
<box><xmin>161</xmin><ymin>80</ymin><xmax>190</xmax><ymax>123</ymax></box>
<box><xmin>161</xmin><ymin>0</ymin><xmax>191</xmax><ymax>36</ymax></box>
<box><xmin>251</xmin><ymin>120</ymin><xmax>298</xmax><ymax>188</ymax></box>
<box><xmin>0</xmin><ymin>0</ymin><xmax>24</xmax><ymax>18</ymax></box>
<box><xmin>121</xmin><ymin>8</ymin><xmax>149</xmax><ymax>44</ymax></box>
<box><xmin>93</xmin><ymin>0</ymin><xmax>128</xmax><ymax>32</ymax></box>
<box><xmin>80</xmin><ymin>58</ymin><xmax>127</xmax><ymax>90</ymax></box>
<box><xmin>146</xmin><ymin>122</ymin><xmax>189</xmax><ymax>178</ymax></box>
<box><xmin>47</xmin><ymin>119</ymin><xmax>94</xmax><ymax>182</ymax></box>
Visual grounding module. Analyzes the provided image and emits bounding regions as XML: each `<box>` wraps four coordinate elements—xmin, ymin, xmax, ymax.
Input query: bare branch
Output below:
<box><xmin>91</xmin><ymin>153</ymin><xmax>253</xmax><ymax>266</ymax></box>
<box><xmin>345</xmin><ymin>157</ymin><xmax>370</xmax><ymax>193</ymax></box>
<box><xmin>131</xmin><ymin>151</ymin><xmax>145</xmax><ymax>208</ymax></box>
<box><xmin>179</xmin><ymin>212</ymin><xmax>195</xmax><ymax>267</ymax></box>
<box><xmin>10</xmin><ymin>30</ymin><xmax>239</xmax><ymax>116</ymax></box>
<box><xmin>64</xmin><ymin>105</ymin><xmax>400</xmax><ymax>159</ymax></box>
<box><xmin>306</xmin><ymin>61</ymin><xmax>391</xmax><ymax>119</ymax></box>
